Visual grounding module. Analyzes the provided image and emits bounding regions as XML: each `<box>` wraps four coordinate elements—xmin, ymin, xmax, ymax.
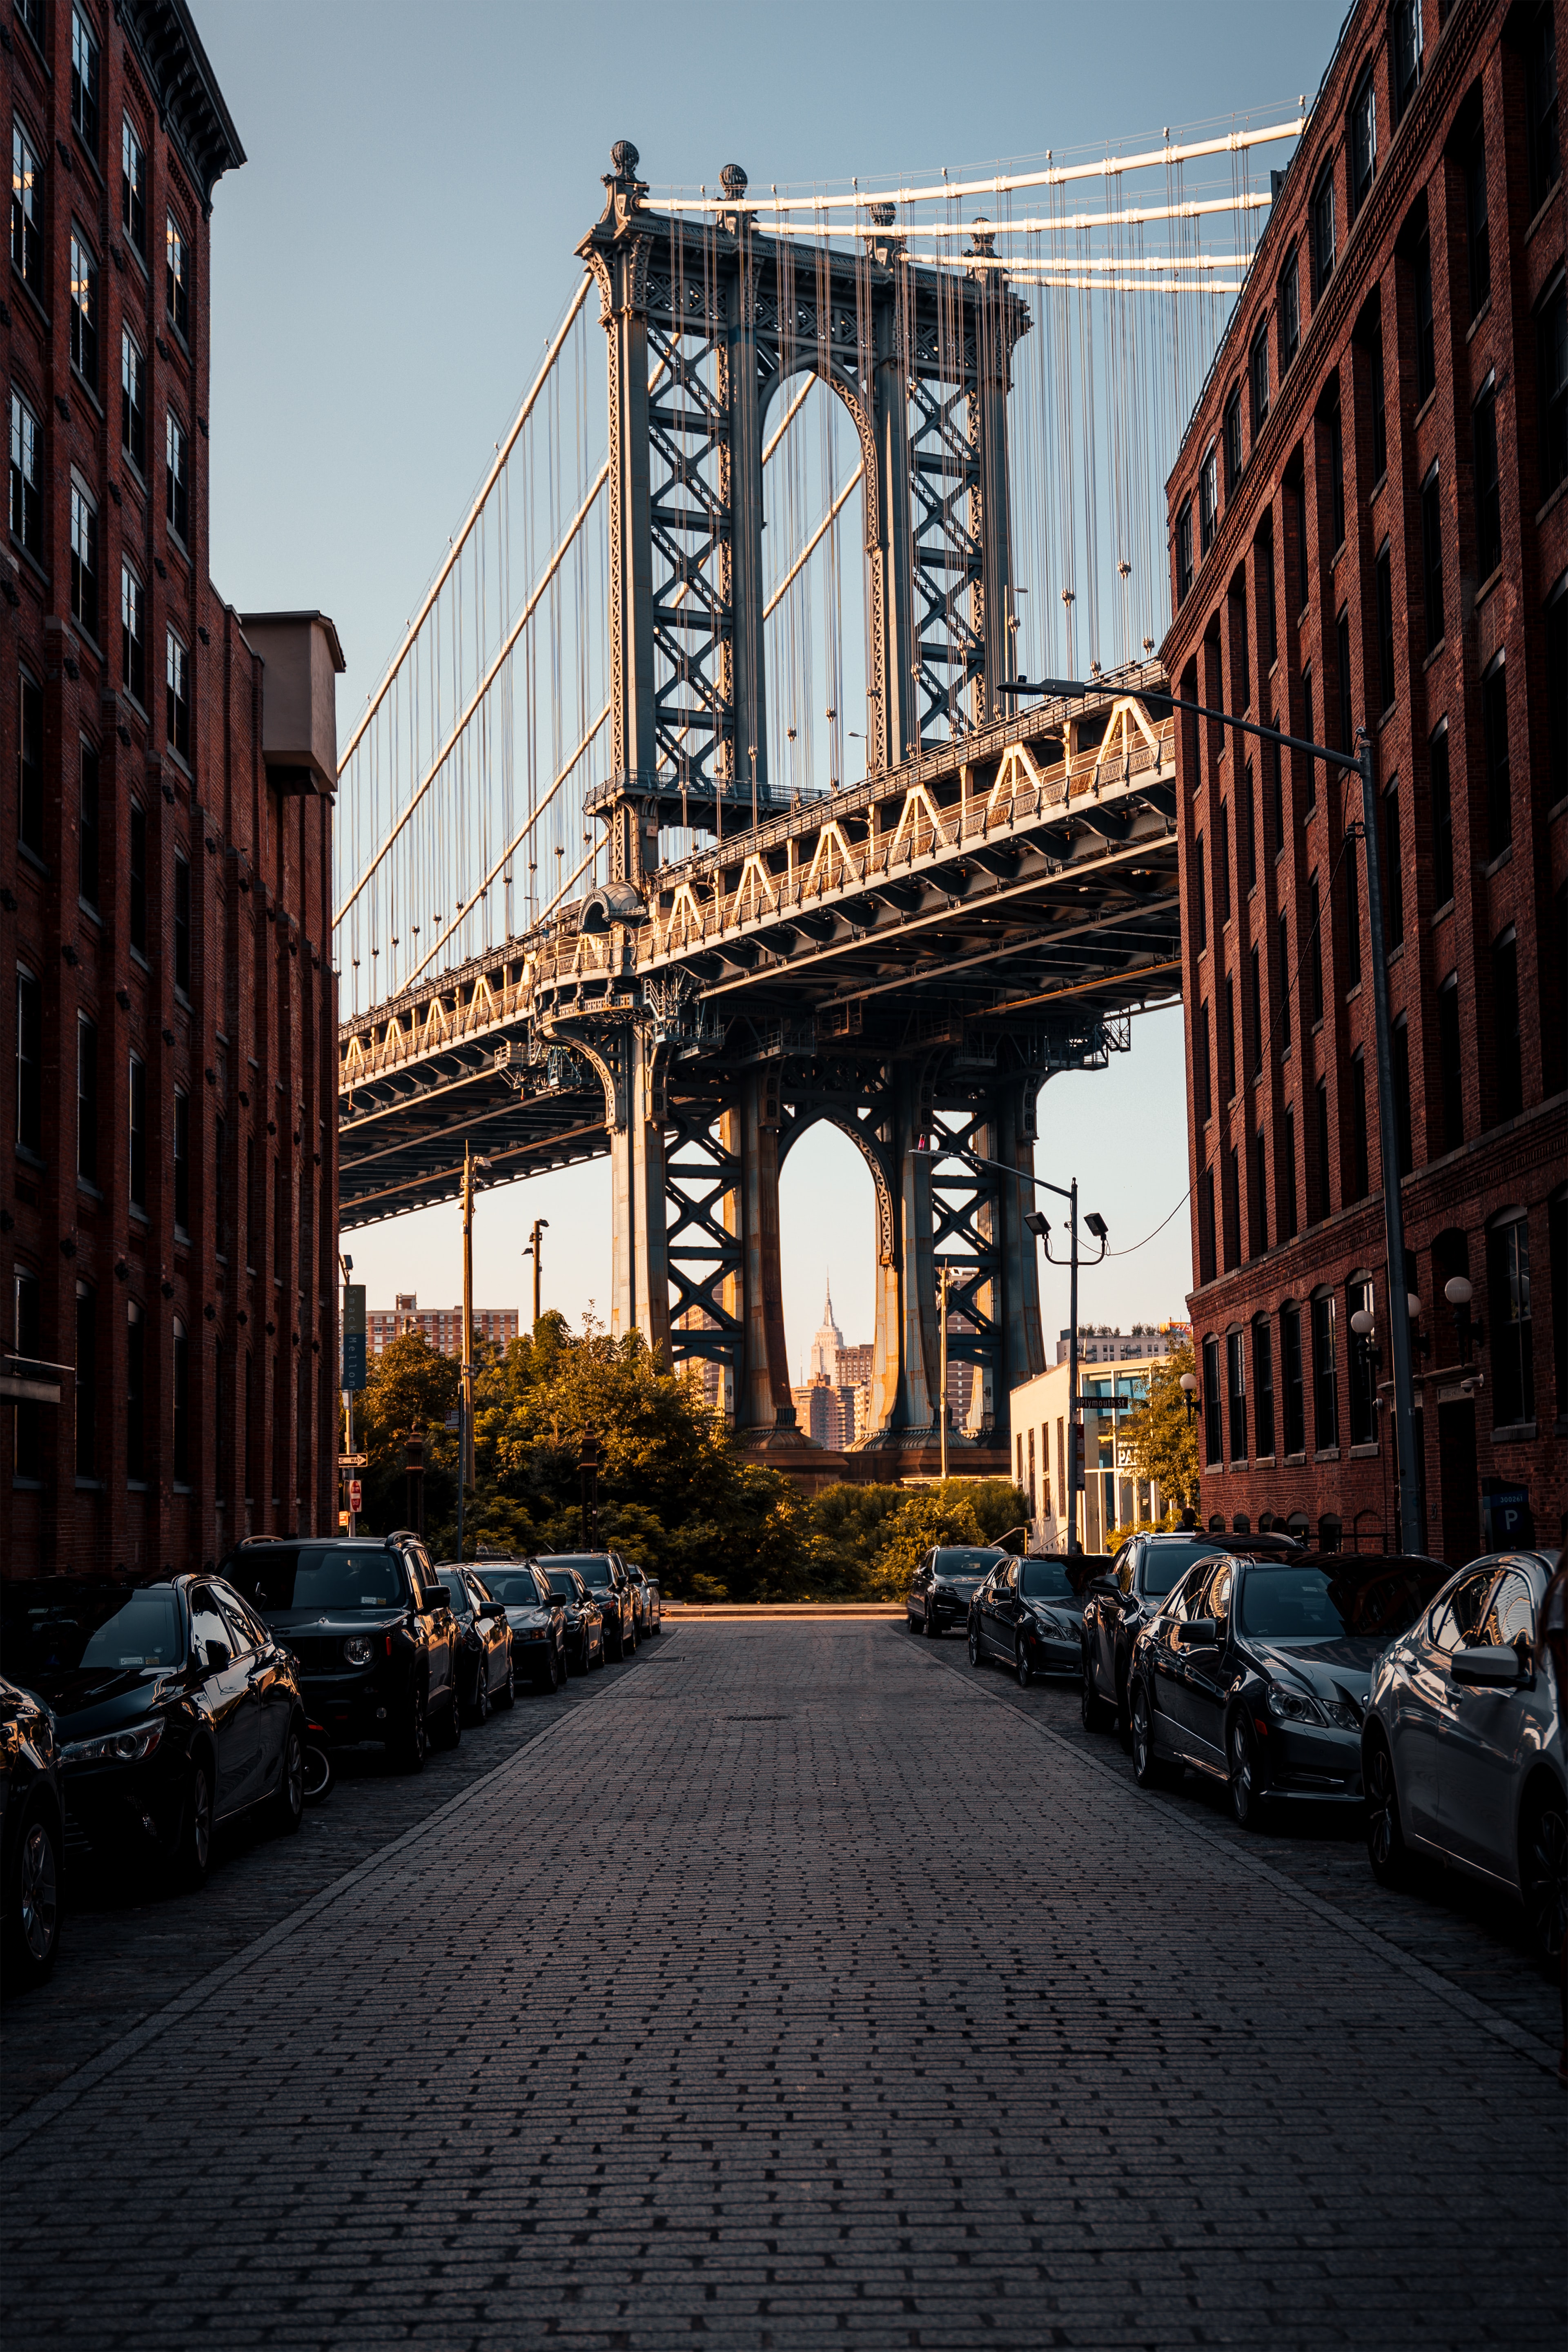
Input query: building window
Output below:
<box><xmin>1344</xmin><ymin>831</ymin><xmax>1361</xmax><ymax>989</ymax></box>
<box><xmin>11</xmin><ymin>120</ymin><xmax>42</xmax><ymax>292</ymax></box>
<box><xmin>129</xmin><ymin>801</ymin><xmax>147</xmax><ymax>953</ymax></box>
<box><xmin>1348</xmin><ymin>68</ymin><xmax>1376</xmax><ymax>220</ymax></box>
<box><xmin>1196</xmin><ymin>998</ymin><xmax>1212</xmax><ymax>1124</ymax></box>
<box><xmin>1250</xmin><ymin>321</ymin><xmax>1270</xmax><ymax>435</ymax></box>
<box><xmin>1482</xmin><ymin>653</ymin><xmax>1510</xmax><ymax>856</ymax></box>
<box><xmin>16</xmin><ymin>969</ymin><xmax>42</xmax><ymax>1154</ymax></box>
<box><xmin>1437</xmin><ymin>972</ymin><xmax>1463</xmax><ymax>1149</ymax></box>
<box><xmin>9</xmin><ymin>388</ymin><xmax>41</xmax><ymax>557</ymax></box>
<box><xmin>1218</xmin><ymin>799</ymin><xmax>1232</xmax><ymax>924</ymax></box>
<box><xmin>1276</xmin><ymin>910</ymin><xmax>1291</xmax><ymax>1051</ymax></box>
<box><xmin>71</xmin><ymin>8</ymin><xmax>100</xmax><ymax>151</ymax></box>
<box><xmin>174</xmin><ymin>852</ymin><xmax>192</xmax><ymax>993</ymax></box>
<box><xmin>1226</xmin><ymin>1328</ymin><xmax>1247</xmax><ymax>1461</ymax></box>
<box><xmin>121</xmin><ymin>330</ymin><xmax>147</xmax><ymax>474</ymax></box>
<box><xmin>1548</xmin><ymin>579</ymin><xmax>1568</xmax><ymax>806</ymax></box>
<box><xmin>1539</xmin><ymin>276</ymin><xmax>1567</xmax><ymax>500</ymax></box>
<box><xmin>1281</xmin><ymin>1102</ymin><xmax>1298</xmax><ymax>1242</ymax></box>
<box><xmin>173</xmin><ymin>1089</ymin><xmax>190</xmax><ymax>1233</ymax></box>
<box><xmin>1419</xmin><ymin>467</ymin><xmax>1443</xmax><ymax>654</ymax></box>
<box><xmin>76</xmin><ymin>1285</ymin><xmax>97</xmax><ymax>1480</ymax></box>
<box><xmin>1248</xmin><ymin>945</ymin><xmax>1263</xmax><ymax>1078</ymax></box>
<box><xmin>126</xmin><ymin>1301</ymin><xmax>145</xmax><ymax>1483</ymax></box>
<box><xmin>1301</xmin><ymin>662</ymin><xmax>1316</xmax><ymax>806</ymax></box>
<box><xmin>19</xmin><ymin>666</ymin><xmax>43</xmax><ymax>854</ymax></box>
<box><xmin>69</xmin><ymin>227</ymin><xmax>98</xmax><ymax>390</ymax></box>
<box><xmin>1327</xmin><ymin>387</ymin><xmax>1346</xmax><ymax>552</ymax></box>
<box><xmin>1488</xmin><ymin>1214</ymin><xmax>1534</xmax><ymax>1428</ymax></box>
<box><xmin>1258</xmin><ymin>530</ymin><xmax>1277</xmax><ymax>668</ymax></box>
<box><xmin>1463</xmin><ymin>112</ymin><xmax>1490</xmax><ymax>321</ymax></box>
<box><xmin>1383</xmin><ymin>778</ymin><xmax>1402</xmax><ymax>947</ymax></box>
<box><xmin>77</xmin><ymin>1014</ymin><xmax>98</xmax><ymax>1186</ymax></box>
<box><xmin>1175</xmin><ymin>501</ymin><xmax>1193</xmax><ymax>606</ymax></box>
<box><xmin>1281</xmin><ymin>1302</ymin><xmax>1305</xmax><ymax>1454</ymax></box>
<box><xmin>1193</xmin><ymin>833</ymin><xmax>1206</xmax><ymax>953</ymax></box>
<box><xmin>1336</xmin><ymin>607</ymin><xmax>1353</xmax><ymax>757</ymax></box>
<box><xmin>80</xmin><ymin>739</ymin><xmax>99</xmax><ymax>908</ymax></box>
<box><xmin>1348</xmin><ymin>1275</ymin><xmax>1376</xmax><ymax>1445</ymax></box>
<box><xmin>1350</xmin><ymin>1050</ymin><xmax>1369</xmax><ymax>1201</ymax></box>
<box><xmin>1199</xmin><ymin>445</ymin><xmax>1218</xmax><ymax>557</ymax></box>
<box><xmin>120</xmin><ymin>112</ymin><xmax>148</xmax><ymax>256</ymax></box>
<box><xmin>1314</xmin><ymin>1076</ymin><xmax>1331</xmax><ymax>1222</ymax></box>
<box><xmin>166</xmin><ymin>212</ymin><xmax>189</xmax><ymax>341</ymax></box>
<box><xmin>167</xmin><ymin>629</ymin><xmax>191</xmax><ymax>760</ymax></box>
<box><xmin>1223</xmin><ymin>385</ymin><xmax>1243</xmax><ymax>495</ymax></box>
<box><xmin>1474</xmin><ymin>381</ymin><xmax>1501</xmax><ymax>580</ymax></box>
<box><xmin>1307</xmin><ymin>874</ymin><xmax>1323</xmax><ymax>1022</ymax></box>
<box><xmin>1392</xmin><ymin>1014</ymin><xmax>1412</xmax><ymax>1177</ymax></box>
<box><xmin>1279</xmin><ymin>248</ymin><xmax>1301</xmax><ymax>374</ymax></box>
<box><xmin>1241</xmin><ymin>759</ymin><xmax>1256</xmax><ymax>887</ymax></box>
<box><xmin>1251</xmin><ymin>1126</ymin><xmax>1268</xmax><ymax>1258</ymax></box>
<box><xmin>1493</xmin><ymin>926</ymin><xmax>1522</xmax><ymax>1121</ymax></box>
<box><xmin>69</xmin><ymin>480</ymin><xmax>98</xmax><ymax>640</ymax></box>
<box><xmin>14</xmin><ymin>1266</ymin><xmax>42</xmax><ymax>1480</ymax></box>
<box><xmin>1414</xmin><ymin>224</ymin><xmax>1435</xmax><ymax>402</ymax></box>
<box><xmin>1368</xmin><ymin>308</ymin><xmax>1387</xmax><ymax>481</ymax></box>
<box><xmin>122</xmin><ymin>563</ymin><xmax>147</xmax><ymax>705</ymax></box>
<box><xmin>1198</xmin><ymin>1165</ymin><xmax>1216</xmax><ymax>1285</ymax></box>
<box><xmin>1430</xmin><ymin>721</ymin><xmax>1452</xmax><ymax>906</ymax></box>
<box><xmin>1526</xmin><ymin>0</ymin><xmax>1560</xmax><ymax>216</ymax></box>
<box><xmin>1203</xmin><ymin>1336</ymin><xmax>1223</xmax><ymax>1467</ymax></box>
<box><xmin>1223</xmin><ymin>1140</ymin><xmax>1241</xmax><ymax>1270</ymax></box>
<box><xmin>1312</xmin><ymin>1290</ymin><xmax>1339</xmax><ymax>1450</ymax></box>
<box><xmin>1312</xmin><ymin>165</ymin><xmax>1336</xmax><ymax>295</ymax></box>
<box><xmin>166</xmin><ymin>410</ymin><xmax>189</xmax><ymax>543</ymax></box>
<box><xmin>1266</xmin><ymin>729</ymin><xmax>1283</xmax><ymax>852</ymax></box>
<box><xmin>1390</xmin><ymin>0</ymin><xmax>1422</xmax><ymax>124</ymax></box>
<box><xmin>129</xmin><ymin>1053</ymin><xmax>146</xmax><ymax>1209</ymax></box>
<box><xmin>172</xmin><ymin>1317</ymin><xmax>189</xmax><ymax>1485</ymax></box>
<box><xmin>1295</xmin><ymin>477</ymin><xmax>1311</xmax><ymax>614</ymax></box>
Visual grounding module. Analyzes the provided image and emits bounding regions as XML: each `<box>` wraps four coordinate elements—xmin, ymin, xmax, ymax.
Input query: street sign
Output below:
<box><xmin>338</xmin><ymin>1452</ymin><xmax>368</xmax><ymax>1468</ymax></box>
<box><xmin>348</xmin><ymin>1479</ymin><xmax>363</xmax><ymax>1512</ymax></box>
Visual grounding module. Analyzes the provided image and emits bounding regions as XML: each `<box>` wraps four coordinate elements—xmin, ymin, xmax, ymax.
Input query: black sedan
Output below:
<box><xmin>436</xmin><ymin>1567</ymin><xmax>516</xmax><ymax>1721</ymax></box>
<box><xmin>225</xmin><ymin>1535</ymin><xmax>460</xmax><ymax>1771</ymax></box>
<box><xmin>905</xmin><ymin>1546</ymin><xmax>1005</xmax><ymax>1638</ymax></box>
<box><xmin>474</xmin><ymin>1563</ymin><xmax>571</xmax><ymax>1691</ymax></box>
<box><xmin>0</xmin><ymin>1575</ymin><xmax>307</xmax><ymax>1890</ymax></box>
<box><xmin>533</xmin><ymin>1564</ymin><xmax>605</xmax><ymax>1674</ymax></box>
<box><xmin>624</xmin><ymin>1560</ymin><xmax>661</xmax><ymax>1638</ymax></box>
<box><xmin>542</xmin><ymin>1555</ymin><xmax>637</xmax><ymax>1660</ymax></box>
<box><xmin>969</xmin><ymin>1556</ymin><xmax>1089</xmax><ymax>1684</ymax></box>
<box><xmin>1079</xmin><ymin>1528</ymin><xmax>1301</xmax><ymax>1739</ymax></box>
<box><xmin>1127</xmin><ymin>1550</ymin><xmax>1451</xmax><ymax>1828</ymax></box>
<box><xmin>1</xmin><ymin>1672</ymin><xmax>64</xmax><ymax>1989</ymax></box>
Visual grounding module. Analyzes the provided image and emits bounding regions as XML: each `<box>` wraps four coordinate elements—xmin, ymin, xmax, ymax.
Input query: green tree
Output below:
<box><xmin>1116</xmin><ymin>1341</ymin><xmax>1200</xmax><ymax>1520</ymax></box>
<box><xmin>354</xmin><ymin>1332</ymin><xmax>461</xmax><ymax>1537</ymax></box>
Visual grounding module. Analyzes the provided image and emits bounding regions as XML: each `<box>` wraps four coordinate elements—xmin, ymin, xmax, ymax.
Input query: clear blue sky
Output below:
<box><xmin>198</xmin><ymin>0</ymin><xmax>1343</xmax><ymax>1366</ymax></box>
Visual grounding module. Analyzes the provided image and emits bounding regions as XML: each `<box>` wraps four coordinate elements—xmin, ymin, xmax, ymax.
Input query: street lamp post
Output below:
<box><xmin>459</xmin><ymin>1142</ymin><xmax>492</xmax><ymax>1495</ymax></box>
<box><xmin>523</xmin><ymin>1217</ymin><xmax>549</xmax><ymax>1332</ymax></box>
<box><xmin>937</xmin><ymin>1263</ymin><xmax>953</xmax><ymax>1481</ymax></box>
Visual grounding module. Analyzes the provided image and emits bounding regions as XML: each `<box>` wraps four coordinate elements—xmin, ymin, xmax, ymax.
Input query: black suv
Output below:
<box><xmin>905</xmin><ymin>1546</ymin><xmax>1005</xmax><ymax>1637</ymax></box>
<box><xmin>539</xmin><ymin>1555</ymin><xmax>637</xmax><ymax>1659</ymax></box>
<box><xmin>1079</xmin><ymin>1528</ymin><xmax>1301</xmax><ymax>1738</ymax></box>
<box><xmin>223</xmin><ymin>1533</ymin><xmax>459</xmax><ymax>1771</ymax></box>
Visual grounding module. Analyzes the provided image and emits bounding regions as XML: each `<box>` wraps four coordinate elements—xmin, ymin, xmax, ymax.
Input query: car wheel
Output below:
<box><xmin>1015</xmin><ymin>1639</ymin><xmax>1034</xmax><ymax>1689</ymax></box>
<box><xmin>497</xmin><ymin>1655</ymin><xmax>517</xmax><ymax>1711</ymax></box>
<box><xmin>395</xmin><ymin>1685</ymin><xmax>428</xmax><ymax>1774</ymax></box>
<box><xmin>1116</xmin><ymin>1670</ymin><xmax>1134</xmax><ymax>1753</ymax></box>
<box><xmin>1129</xmin><ymin>1682</ymin><xmax>1173</xmax><ymax>1791</ymax></box>
<box><xmin>302</xmin><ymin>1740</ymin><xmax>335</xmax><ymax>1805</ymax></box>
<box><xmin>273</xmin><ymin>1717</ymin><xmax>306</xmax><ymax>1835</ymax></box>
<box><xmin>967</xmin><ymin>1620</ymin><xmax>981</xmax><ymax>1667</ymax></box>
<box><xmin>469</xmin><ymin>1661</ymin><xmax>491</xmax><ymax>1727</ymax></box>
<box><xmin>1363</xmin><ymin>1734</ymin><xmax>1410</xmax><ymax>1888</ymax></box>
<box><xmin>434</xmin><ymin>1686</ymin><xmax>463</xmax><ymax>1749</ymax></box>
<box><xmin>926</xmin><ymin>1604</ymin><xmax>940</xmax><ymax>1638</ymax></box>
<box><xmin>1228</xmin><ymin>1717</ymin><xmax>1265</xmax><ymax>1831</ymax></box>
<box><xmin>3</xmin><ymin>1802</ymin><xmax>62</xmax><ymax>1988</ymax></box>
<box><xmin>1519</xmin><ymin>1791</ymin><xmax>1567</xmax><ymax>1973</ymax></box>
<box><xmin>1081</xmin><ymin>1656</ymin><xmax>1115</xmax><ymax>1733</ymax></box>
<box><xmin>174</xmin><ymin>1755</ymin><xmax>214</xmax><ymax>1887</ymax></box>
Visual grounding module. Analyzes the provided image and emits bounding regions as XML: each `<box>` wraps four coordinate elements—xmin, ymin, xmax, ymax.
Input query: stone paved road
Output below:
<box><xmin>4</xmin><ymin>1624</ymin><xmax>1564</xmax><ymax>2350</ymax></box>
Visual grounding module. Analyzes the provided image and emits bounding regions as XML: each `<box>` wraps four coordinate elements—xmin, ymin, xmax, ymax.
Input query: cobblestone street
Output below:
<box><xmin>5</xmin><ymin>1624</ymin><xmax>1564</xmax><ymax>2349</ymax></box>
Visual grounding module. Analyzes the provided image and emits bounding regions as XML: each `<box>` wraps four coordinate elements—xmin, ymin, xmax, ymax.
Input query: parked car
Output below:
<box><xmin>1361</xmin><ymin>1549</ymin><xmax>1566</xmax><ymax>1967</ymax></box>
<box><xmin>0</xmin><ymin>1672</ymin><xmax>64</xmax><ymax>1989</ymax></box>
<box><xmin>224</xmin><ymin>1533</ymin><xmax>459</xmax><ymax>1771</ymax></box>
<box><xmin>624</xmin><ymin>1560</ymin><xmax>661</xmax><ymax>1637</ymax></box>
<box><xmin>532</xmin><ymin>1564</ymin><xmax>605</xmax><ymax>1673</ymax></box>
<box><xmin>905</xmin><ymin>1546</ymin><xmax>1006</xmax><ymax>1638</ymax></box>
<box><xmin>1080</xmin><ymin>1528</ymin><xmax>1301</xmax><ymax>1738</ymax></box>
<box><xmin>969</xmin><ymin>1556</ymin><xmax>1089</xmax><ymax>1684</ymax></box>
<box><xmin>1</xmin><ymin>1574</ymin><xmax>307</xmax><ymax>1889</ymax></box>
<box><xmin>436</xmin><ymin>1567</ymin><xmax>516</xmax><ymax>1721</ymax></box>
<box><xmin>542</xmin><ymin>1555</ymin><xmax>637</xmax><ymax>1659</ymax></box>
<box><xmin>471</xmin><ymin>1561</ymin><xmax>569</xmax><ymax>1692</ymax></box>
<box><xmin>1127</xmin><ymin>1550</ymin><xmax>1450</xmax><ymax>1829</ymax></box>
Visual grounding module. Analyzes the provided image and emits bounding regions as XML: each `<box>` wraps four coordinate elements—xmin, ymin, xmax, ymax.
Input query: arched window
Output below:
<box><xmin>1319</xmin><ymin>1511</ymin><xmax>1343</xmax><ymax>1554</ymax></box>
<box><xmin>1202</xmin><ymin>1335</ymin><xmax>1223</xmax><ymax>1467</ymax></box>
<box><xmin>1285</xmin><ymin>1510</ymin><xmax>1310</xmax><ymax>1539</ymax></box>
<box><xmin>1311</xmin><ymin>1287</ymin><xmax>1339</xmax><ymax>1451</ymax></box>
<box><xmin>1232</xmin><ymin>1513</ymin><xmax>1252</xmax><ymax>1534</ymax></box>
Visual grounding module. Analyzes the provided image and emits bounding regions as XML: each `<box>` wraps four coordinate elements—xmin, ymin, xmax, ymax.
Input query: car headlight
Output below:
<box><xmin>343</xmin><ymin>1634</ymin><xmax>376</xmax><ymax>1666</ymax></box>
<box><xmin>61</xmin><ymin>1720</ymin><xmax>164</xmax><ymax>1765</ymax></box>
<box><xmin>1320</xmin><ymin>1697</ymin><xmax>1362</xmax><ymax>1731</ymax></box>
<box><xmin>1265</xmin><ymin>1688</ymin><xmax>1323</xmax><ymax>1725</ymax></box>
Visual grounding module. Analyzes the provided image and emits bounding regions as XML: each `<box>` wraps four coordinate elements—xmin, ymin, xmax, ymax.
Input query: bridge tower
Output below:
<box><xmin>552</xmin><ymin>143</ymin><xmax>1051</xmax><ymax>1454</ymax></box>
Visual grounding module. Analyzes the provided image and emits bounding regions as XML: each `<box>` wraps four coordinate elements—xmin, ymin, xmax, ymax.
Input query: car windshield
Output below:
<box><xmin>542</xmin><ymin>1555</ymin><xmax>614</xmax><ymax>1588</ymax></box>
<box><xmin>542</xmin><ymin>1572</ymin><xmax>580</xmax><ymax>1598</ymax></box>
<box><xmin>485</xmin><ymin>1571</ymin><xmax>545</xmax><ymax>1606</ymax></box>
<box><xmin>3</xmin><ymin>1585</ymin><xmax>184</xmax><ymax>1674</ymax></box>
<box><xmin>232</xmin><ymin>1548</ymin><xmax>409</xmax><ymax>1614</ymax></box>
<box><xmin>935</xmin><ymin>1550</ymin><xmax>1001</xmax><ymax>1578</ymax></box>
<box><xmin>1019</xmin><ymin>1561</ymin><xmax>1077</xmax><ymax>1600</ymax></box>
<box><xmin>436</xmin><ymin>1573</ymin><xmax>470</xmax><ymax>1615</ymax></box>
<box><xmin>1143</xmin><ymin>1539</ymin><xmax>1228</xmax><ymax>1598</ymax></box>
<box><xmin>1238</xmin><ymin>1561</ymin><xmax>1445</xmax><ymax>1643</ymax></box>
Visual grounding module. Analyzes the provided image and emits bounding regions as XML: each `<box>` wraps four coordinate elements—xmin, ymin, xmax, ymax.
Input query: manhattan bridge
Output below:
<box><xmin>334</xmin><ymin>116</ymin><xmax>1302</xmax><ymax>1451</ymax></box>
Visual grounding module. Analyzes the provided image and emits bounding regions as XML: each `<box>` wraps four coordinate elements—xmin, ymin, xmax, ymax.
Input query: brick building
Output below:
<box><xmin>367</xmin><ymin>1296</ymin><xmax>519</xmax><ymax>1361</ymax></box>
<box><xmin>5</xmin><ymin>0</ymin><xmax>343</xmax><ymax>1575</ymax></box>
<box><xmin>1163</xmin><ymin>0</ymin><xmax>1566</xmax><ymax>1559</ymax></box>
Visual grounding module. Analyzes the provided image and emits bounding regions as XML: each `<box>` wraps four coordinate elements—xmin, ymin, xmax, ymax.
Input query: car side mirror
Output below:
<box><xmin>1088</xmin><ymin>1576</ymin><xmax>1116</xmax><ymax>1597</ymax></box>
<box><xmin>1450</xmin><ymin>1645</ymin><xmax>1526</xmax><ymax>1688</ymax></box>
<box><xmin>1185</xmin><ymin>1618</ymin><xmax>1218</xmax><ymax>1644</ymax></box>
<box><xmin>205</xmin><ymin>1639</ymin><xmax>232</xmax><ymax>1671</ymax></box>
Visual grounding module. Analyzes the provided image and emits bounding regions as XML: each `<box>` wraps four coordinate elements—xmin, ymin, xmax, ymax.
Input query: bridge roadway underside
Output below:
<box><xmin>338</xmin><ymin>674</ymin><xmax>1182</xmax><ymax>1445</ymax></box>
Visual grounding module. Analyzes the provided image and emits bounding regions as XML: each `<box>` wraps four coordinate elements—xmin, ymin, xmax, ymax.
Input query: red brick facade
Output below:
<box><xmin>1163</xmin><ymin>0</ymin><xmax>1567</xmax><ymax>1559</ymax></box>
<box><xmin>5</xmin><ymin>0</ymin><xmax>341</xmax><ymax>1575</ymax></box>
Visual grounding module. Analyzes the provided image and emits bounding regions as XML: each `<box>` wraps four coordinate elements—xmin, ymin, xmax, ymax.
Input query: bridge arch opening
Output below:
<box><xmin>778</xmin><ymin>1117</ymin><xmax>880</xmax><ymax>1441</ymax></box>
<box><xmin>762</xmin><ymin>368</ymin><xmax>871</xmax><ymax>807</ymax></box>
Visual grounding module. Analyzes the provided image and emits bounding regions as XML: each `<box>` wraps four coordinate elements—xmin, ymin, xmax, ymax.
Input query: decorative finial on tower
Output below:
<box><xmin>968</xmin><ymin>215</ymin><xmax>997</xmax><ymax>259</ymax></box>
<box><xmin>719</xmin><ymin>162</ymin><xmax>749</xmax><ymax>200</ymax></box>
<box><xmin>611</xmin><ymin>139</ymin><xmax>640</xmax><ymax>179</ymax></box>
<box><xmin>869</xmin><ymin>202</ymin><xmax>896</xmax><ymax>228</ymax></box>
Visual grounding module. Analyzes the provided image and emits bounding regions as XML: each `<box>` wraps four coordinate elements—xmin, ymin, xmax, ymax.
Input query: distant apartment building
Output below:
<box><xmin>368</xmin><ymin>1294</ymin><xmax>518</xmax><ymax>1361</ymax></box>
<box><xmin>1011</xmin><ymin>1341</ymin><xmax>1175</xmax><ymax>1552</ymax></box>
<box><xmin>1056</xmin><ymin>1323</ymin><xmax>1185</xmax><ymax>1368</ymax></box>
